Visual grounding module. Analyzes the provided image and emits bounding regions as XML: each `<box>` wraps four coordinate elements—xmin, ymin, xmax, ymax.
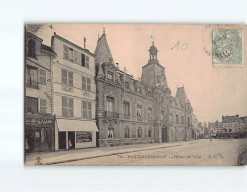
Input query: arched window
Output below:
<box><xmin>138</xmin><ymin>127</ymin><xmax>142</xmax><ymax>138</ymax></box>
<box><xmin>148</xmin><ymin>127</ymin><xmax>152</xmax><ymax>137</ymax></box>
<box><xmin>28</xmin><ymin>40</ymin><xmax>36</xmax><ymax>58</ymax></box>
<box><xmin>108</xmin><ymin>125</ymin><xmax>114</xmax><ymax>138</ymax></box>
<box><xmin>124</xmin><ymin>126</ymin><xmax>129</xmax><ymax>138</ymax></box>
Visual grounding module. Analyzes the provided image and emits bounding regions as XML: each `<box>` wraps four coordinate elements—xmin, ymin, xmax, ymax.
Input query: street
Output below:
<box><xmin>55</xmin><ymin>139</ymin><xmax>247</xmax><ymax>166</ymax></box>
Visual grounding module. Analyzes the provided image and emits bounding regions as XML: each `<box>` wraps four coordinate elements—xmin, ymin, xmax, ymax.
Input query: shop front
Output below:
<box><xmin>55</xmin><ymin>119</ymin><xmax>98</xmax><ymax>150</ymax></box>
<box><xmin>25</xmin><ymin>113</ymin><xmax>55</xmax><ymax>153</ymax></box>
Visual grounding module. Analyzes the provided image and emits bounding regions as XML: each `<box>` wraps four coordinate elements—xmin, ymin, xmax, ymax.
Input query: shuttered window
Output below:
<box><xmin>61</xmin><ymin>69</ymin><xmax>73</xmax><ymax>86</ymax></box>
<box><xmin>62</xmin><ymin>97</ymin><xmax>73</xmax><ymax>117</ymax></box>
<box><xmin>82</xmin><ymin>76</ymin><xmax>91</xmax><ymax>91</ymax></box>
<box><xmin>82</xmin><ymin>101</ymin><xmax>92</xmax><ymax>119</ymax></box>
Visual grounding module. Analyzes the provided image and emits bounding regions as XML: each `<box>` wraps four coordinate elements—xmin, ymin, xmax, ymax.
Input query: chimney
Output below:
<box><xmin>84</xmin><ymin>37</ymin><xmax>86</xmax><ymax>49</ymax></box>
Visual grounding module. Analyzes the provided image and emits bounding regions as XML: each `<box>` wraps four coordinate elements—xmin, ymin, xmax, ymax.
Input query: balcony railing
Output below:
<box><xmin>104</xmin><ymin>111</ymin><xmax>119</xmax><ymax>119</ymax></box>
<box><xmin>26</xmin><ymin>79</ymin><xmax>38</xmax><ymax>88</ymax></box>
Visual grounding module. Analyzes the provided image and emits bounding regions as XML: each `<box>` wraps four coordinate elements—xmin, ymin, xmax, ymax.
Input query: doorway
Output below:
<box><xmin>58</xmin><ymin>132</ymin><xmax>66</xmax><ymax>149</ymax></box>
<box><xmin>68</xmin><ymin>132</ymin><xmax>75</xmax><ymax>149</ymax></box>
<box><xmin>162</xmin><ymin>127</ymin><xmax>168</xmax><ymax>142</ymax></box>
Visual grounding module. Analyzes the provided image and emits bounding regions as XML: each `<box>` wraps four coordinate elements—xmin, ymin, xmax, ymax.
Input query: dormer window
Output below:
<box><xmin>137</xmin><ymin>86</ymin><xmax>142</xmax><ymax>93</ymax></box>
<box><xmin>107</xmin><ymin>71</ymin><xmax>113</xmax><ymax>81</ymax></box>
<box><xmin>27</xmin><ymin>40</ymin><xmax>36</xmax><ymax>58</ymax></box>
<box><xmin>125</xmin><ymin>81</ymin><xmax>130</xmax><ymax>89</ymax></box>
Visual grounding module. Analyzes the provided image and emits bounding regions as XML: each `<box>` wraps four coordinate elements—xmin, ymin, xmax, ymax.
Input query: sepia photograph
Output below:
<box><xmin>24</xmin><ymin>24</ymin><xmax>247</xmax><ymax>166</ymax></box>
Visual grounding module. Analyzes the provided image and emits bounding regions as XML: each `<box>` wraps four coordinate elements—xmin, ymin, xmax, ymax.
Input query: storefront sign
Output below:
<box><xmin>76</xmin><ymin>131</ymin><xmax>92</xmax><ymax>143</ymax></box>
<box><xmin>25</xmin><ymin>117</ymin><xmax>53</xmax><ymax>125</ymax></box>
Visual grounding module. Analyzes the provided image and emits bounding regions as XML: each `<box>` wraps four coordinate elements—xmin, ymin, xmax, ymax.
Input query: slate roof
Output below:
<box><xmin>175</xmin><ymin>87</ymin><xmax>189</xmax><ymax>103</ymax></box>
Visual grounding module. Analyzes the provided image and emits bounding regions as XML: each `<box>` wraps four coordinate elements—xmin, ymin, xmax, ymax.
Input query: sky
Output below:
<box><xmin>31</xmin><ymin>24</ymin><xmax>247</xmax><ymax>123</ymax></box>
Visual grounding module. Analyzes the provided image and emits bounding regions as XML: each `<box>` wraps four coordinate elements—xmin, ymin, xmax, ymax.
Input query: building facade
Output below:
<box><xmin>25</xmin><ymin>31</ymin><xmax>56</xmax><ymax>153</ymax></box>
<box><xmin>95</xmin><ymin>32</ymin><xmax>197</xmax><ymax>147</ymax></box>
<box><xmin>95</xmin><ymin>32</ymin><xmax>155</xmax><ymax>147</ymax></box>
<box><xmin>51</xmin><ymin>33</ymin><xmax>98</xmax><ymax>150</ymax></box>
<box><xmin>209</xmin><ymin>121</ymin><xmax>223</xmax><ymax>138</ymax></box>
<box><xmin>222</xmin><ymin>115</ymin><xmax>247</xmax><ymax>138</ymax></box>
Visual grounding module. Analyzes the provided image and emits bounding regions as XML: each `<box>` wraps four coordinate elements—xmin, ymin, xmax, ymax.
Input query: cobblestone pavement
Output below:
<box><xmin>56</xmin><ymin>139</ymin><xmax>247</xmax><ymax>166</ymax></box>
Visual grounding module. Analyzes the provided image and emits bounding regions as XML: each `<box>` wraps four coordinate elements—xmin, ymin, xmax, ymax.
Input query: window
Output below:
<box><xmin>62</xmin><ymin>97</ymin><xmax>73</xmax><ymax>117</ymax></box>
<box><xmin>74</xmin><ymin>50</ymin><xmax>80</xmax><ymax>65</ymax></box>
<box><xmin>124</xmin><ymin>102</ymin><xmax>130</xmax><ymax>116</ymax></box>
<box><xmin>61</xmin><ymin>69</ymin><xmax>73</xmax><ymax>86</ymax></box>
<box><xmin>148</xmin><ymin>128</ymin><xmax>152</xmax><ymax>137</ymax></box>
<box><xmin>82</xmin><ymin>76</ymin><xmax>91</xmax><ymax>91</ymax></box>
<box><xmin>28</xmin><ymin>40</ymin><xmax>36</xmax><ymax>58</ymax></box>
<box><xmin>107</xmin><ymin>71</ymin><xmax>113</xmax><ymax>80</ymax></box>
<box><xmin>124</xmin><ymin>126</ymin><xmax>129</xmax><ymax>138</ymax></box>
<box><xmin>106</xmin><ymin>97</ymin><xmax>114</xmax><ymax>112</ymax></box>
<box><xmin>188</xmin><ymin>117</ymin><xmax>190</xmax><ymax>126</ymax></box>
<box><xmin>81</xmin><ymin>54</ymin><xmax>89</xmax><ymax>68</ymax></box>
<box><xmin>25</xmin><ymin>97</ymin><xmax>38</xmax><ymax>113</ymax></box>
<box><xmin>161</xmin><ymin>111</ymin><xmax>165</xmax><ymax>121</ymax></box>
<box><xmin>138</xmin><ymin>127</ymin><xmax>142</xmax><ymax>138</ymax></box>
<box><xmin>136</xmin><ymin>105</ymin><xmax>142</xmax><ymax>120</ymax></box>
<box><xmin>108</xmin><ymin>125</ymin><xmax>114</xmax><ymax>138</ymax></box>
<box><xmin>176</xmin><ymin>115</ymin><xmax>179</xmax><ymax>123</ymax></box>
<box><xmin>181</xmin><ymin>116</ymin><xmax>184</xmax><ymax>124</ymax></box>
<box><xmin>229</xmin><ymin>129</ymin><xmax>232</xmax><ymax>132</ymax></box>
<box><xmin>39</xmin><ymin>69</ymin><xmax>46</xmax><ymax>84</ymax></box>
<box><xmin>26</xmin><ymin>65</ymin><xmax>38</xmax><ymax>88</ymax></box>
<box><xmin>82</xmin><ymin>101</ymin><xmax>92</xmax><ymax>119</ymax></box>
<box><xmin>40</xmin><ymin>99</ymin><xmax>47</xmax><ymax>114</ymax></box>
<box><xmin>69</xmin><ymin>48</ymin><xmax>73</xmax><ymax>60</ymax></box>
<box><xmin>137</xmin><ymin>86</ymin><xmax>142</xmax><ymax>93</ymax></box>
<box><xmin>125</xmin><ymin>82</ymin><xmax>130</xmax><ymax>89</ymax></box>
<box><xmin>148</xmin><ymin>108</ymin><xmax>152</xmax><ymax>122</ymax></box>
<box><xmin>76</xmin><ymin>132</ymin><xmax>92</xmax><ymax>143</ymax></box>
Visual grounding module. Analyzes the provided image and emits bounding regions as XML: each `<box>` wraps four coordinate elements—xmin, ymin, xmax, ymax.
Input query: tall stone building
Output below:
<box><xmin>51</xmin><ymin>33</ymin><xmax>98</xmax><ymax>150</ymax></box>
<box><xmin>95</xmin><ymin>31</ymin><xmax>197</xmax><ymax>147</ymax></box>
<box><xmin>95</xmin><ymin>32</ymin><xmax>155</xmax><ymax>147</ymax></box>
<box><xmin>25</xmin><ymin>31</ymin><xmax>56</xmax><ymax>153</ymax></box>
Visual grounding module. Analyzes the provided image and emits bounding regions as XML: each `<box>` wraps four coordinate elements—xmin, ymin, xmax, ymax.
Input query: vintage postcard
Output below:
<box><xmin>24</xmin><ymin>24</ymin><xmax>247</xmax><ymax>166</ymax></box>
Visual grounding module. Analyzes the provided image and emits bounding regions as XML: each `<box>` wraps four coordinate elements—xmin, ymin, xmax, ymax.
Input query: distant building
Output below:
<box><xmin>209</xmin><ymin>121</ymin><xmax>223</xmax><ymax>137</ymax></box>
<box><xmin>51</xmin><ymin>33</ymin><xmax>98</xmax><ymax>150</ymax></box>
<box><xmin>222</xmin><ymin>115</ymin><xmax>246</xmax><ymax>138</ymax></box>
<box><xmin>25</xmin><ymin>31</ymin><xmax>56</xmax><ymax>153</ymax></box>
<box><xmin>95</xmin><ymin>31</ymin><xmax>197</xmax><ymax>147</ymax></box>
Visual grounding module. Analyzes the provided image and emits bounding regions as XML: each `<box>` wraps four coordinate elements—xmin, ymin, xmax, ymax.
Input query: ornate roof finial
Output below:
<box><xmin>103</xmin><ymin>27</ymin><xmax>105</xmax><ymax>34</ymax></box>
<box><xmin>98</xmin><ymin>33</ymin><xmax>99</xmax><ymax>40</ymax></box>
<box><xmin>151</xmin><ymin>35</ymin><xmax>154</xmax><ymax>45</ymax></box>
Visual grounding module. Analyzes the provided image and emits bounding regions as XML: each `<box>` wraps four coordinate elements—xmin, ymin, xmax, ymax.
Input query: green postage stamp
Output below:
<box><xmin>212</xmin><ymin>29</ymin><xmax>242</xmax><ymax>66</ymax></box>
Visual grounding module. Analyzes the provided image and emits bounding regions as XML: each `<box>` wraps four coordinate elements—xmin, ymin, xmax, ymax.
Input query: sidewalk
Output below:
<box><xmin>25</xmin><ymin>139</ymin><xmax>200</xmax><ymax>165</ymax></box>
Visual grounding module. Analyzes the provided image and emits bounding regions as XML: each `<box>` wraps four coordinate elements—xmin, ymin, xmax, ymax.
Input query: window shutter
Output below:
<box><xmin>63</xmin><ymin>45</ymin><xmax>69</xmax><ymax>59</ymax></box>
<box><xmin>85</xmin><ymin>56</ymin><xmax>89</xmax><ymax>68</ymax></box>
<box><xmin>87</xmin><ymin>78</ymin><xmax>91</xmax><ymax>91</ymax></box>
<box><xmin>81</xmin><ymin>53</ymin><xmax>85</xmax><ymax>67</ymax></box>
<box><xmin>82</xmin><ymin>76</ymin><xmax>86</xmax><ymax>90</ymax></box>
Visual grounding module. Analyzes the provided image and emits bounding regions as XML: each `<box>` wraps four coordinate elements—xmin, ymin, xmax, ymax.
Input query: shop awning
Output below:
<box><xmin>56</xmin><ymin>119</ymin><xmax>99</xmax><ymax>132</ymax></box>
